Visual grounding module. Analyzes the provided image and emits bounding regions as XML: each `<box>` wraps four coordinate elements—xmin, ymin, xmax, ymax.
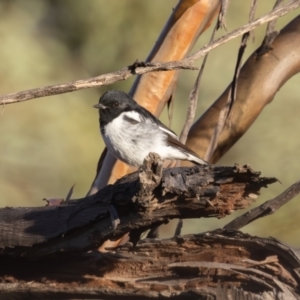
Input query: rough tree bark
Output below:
<box><xmin>1</xmin><ymin>2</ymin><xmax>300</xmax><ymax>299</ymax></box>
<box><xmin>0</xmin><ymin>154</ymin><xmax>276</xmax><ymax>255</ymax></box>
<box><xmin>1</xmin><ymin>231</ymin><xmax>300</xmax><ymax>299</ymax></box>
<box><xmin>1</xmin><ymin>154</ymin><xmax>300</xmax><ymax>299</ymax></box>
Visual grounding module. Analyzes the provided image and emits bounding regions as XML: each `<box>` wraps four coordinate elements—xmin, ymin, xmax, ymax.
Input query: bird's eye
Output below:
<box><xmin>114</xmin><ymin>102</ymin><xmax>119</xmax><ymax>107</ymax></box>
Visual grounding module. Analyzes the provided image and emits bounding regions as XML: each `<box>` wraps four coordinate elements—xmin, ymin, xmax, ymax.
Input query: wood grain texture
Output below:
<box><xmin>0</xmin><ymin>154</ymin><xmax>276</xmax><ymax>256</ymax></box>
<box><xmin>0</xmin><ymin>231</ymin><xmax>299</xmax><ymax>299</ymax></box>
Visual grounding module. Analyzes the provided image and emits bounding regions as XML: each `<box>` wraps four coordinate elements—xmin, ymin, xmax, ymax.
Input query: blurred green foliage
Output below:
<box><xmin>0</xmin><ymin>1</ymin><xmax>300</xmax><ymax>245</ymax></box>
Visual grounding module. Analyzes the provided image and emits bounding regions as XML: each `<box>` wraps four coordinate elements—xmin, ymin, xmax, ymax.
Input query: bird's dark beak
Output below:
<box><xmin>93</xmin><ymin>103</ymin><xmax>107</xmax><ymax>109</ymax></box>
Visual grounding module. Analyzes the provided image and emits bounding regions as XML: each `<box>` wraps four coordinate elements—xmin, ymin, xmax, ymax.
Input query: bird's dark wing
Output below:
<box><xmin>135</xmin><ymin>105</ymin><xmax>179</xmax><ymax>140</ymax></box>
<box><xmin>122</xmin><ymin>102</ymin><xmax>207</xmax><ymax>165</ymax></box>
<box><xmin>166</xmin><ymin>133</ymin><xmax>208</xmax><ymax>165</ymax></box>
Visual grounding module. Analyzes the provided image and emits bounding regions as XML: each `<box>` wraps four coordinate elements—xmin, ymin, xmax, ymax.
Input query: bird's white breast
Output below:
<box><xmin>102</xmin><ymin>111</ymin><xmax>168</xmax><ymax>166</ymax></box>
<box><xmin>101</xmin><ymin>110</ymin><xmax>200</xmax><ymax>166</ymax></box>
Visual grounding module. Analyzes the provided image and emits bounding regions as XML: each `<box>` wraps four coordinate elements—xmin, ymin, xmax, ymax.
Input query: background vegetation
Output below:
<box><xmin>1</xmin><ymin>0</ymin><xmax>300</xmax><ymax>245</ymax></box>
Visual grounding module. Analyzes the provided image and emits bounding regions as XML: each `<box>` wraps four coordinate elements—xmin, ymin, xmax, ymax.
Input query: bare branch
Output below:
<box><xmin>204</xmin><ymin>31</ymin><xmax>249</xmax><ymax>162</ymax></box>
<box><xmin>217</xmin><ymin>0</ymin><xmax>230</xmax><ymax>29</ymax></box>
<box><xmin>257</xmin><ymin>0</ymin><xmax>284</xmax><ymax>56</ymax></box>
<box><xmin>203</xmin><ymin>0</ymin><xmax>292</xmax><ymax>162</ymax></box>
<box><xmin>267</xmin><ymin>0</ymin><xmax>285</xmax><ymax>34</ymax></box>
<box><xmin>0</xmin><ymin>231</ymin><xmax>299</xmax><ymax>299</ymax></box>
<box><xmin>175</xmin><ymin>21</ymin><xmax>220</xmax><ymax>236</ymax></box>
<box><xmin>0</xmin><ymin>155</ymin><xmax>276</xmax><ymax>255</ymax></box>
<box><xmin>185</xmin><ymin>0</ymin><xmax>299</xmax><ymax>62</ymax></box>
<box><xmin>184</xmin><ymin>14</ymin><xmax>300</xmax><ymax>165</ymax></box>
<box><xmin>248</xmin><ymin>0</ymin><xmax>258</xmax><ymax>42</ymax></box>
<box><xmin>0</xmin><ymin>0</ymin><xmax>298</xmax><ymax>106</ymax></box>
<box><xmin>249</xmin><ymin>0</ymin><xmax>258</xmax><ymax>37</ymax></box>
<box><xmin>224</xmin><ymin>180</ymin><xmax>300</xmax><ymax>230</ymax></box>
<box><xmin>179</xmin><ymin>25</ymin><xmax>218</xmax><ymax>145</ymax></box>
<box><xmin>0</xmin><ymin>63</ymin><xmax>196</xmax><ymax>105</ymax></box>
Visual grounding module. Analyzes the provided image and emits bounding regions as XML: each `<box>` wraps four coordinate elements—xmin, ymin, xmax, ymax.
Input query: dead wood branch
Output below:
<box><xmin>224</xmin><ymin>180</ymin><xmax>300</xmax><ymax>230</ymax></box>
<box><xmin>204</xmin><ymin>31</ymin><xmax>249</xmax><ymax>162</ymax></box>
<box><xmin>179</xmin><ymin>19</ymin><xmax>218</xmax><ymax>146</ymax></box>
<box><xmin>0</xmin><ymin>154</ymin><xmax>276</xmax><ymax>257</ymax></box>
<box><xmin>0</xmin><ymin>231</ymin><xmax>299</xmax><ymax>299</ymax></box>
<box><xmin>0</xmin><ymin>0</ymin><xmax>298</xmax><ymax>107</ymax></box>
<box><xmin>183</xmin><ymin>14</ymin><xmax>300</xmax><ymax>165</ymax></box>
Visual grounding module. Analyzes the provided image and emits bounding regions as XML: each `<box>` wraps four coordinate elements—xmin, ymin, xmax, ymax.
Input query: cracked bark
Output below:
<box><xmin>0</xmin><ymin>231</ymin><xmax>299</xmax><ymax>299</ymax></box>
<box><xmin>1</xmin><ymin>154</ymin><xmax>297</xmax><ymax>299</ymax></box>
<box><xmin>0</xmin><ymin>154</ymin><xmax>276</xmax><ymax>257</ymax></box>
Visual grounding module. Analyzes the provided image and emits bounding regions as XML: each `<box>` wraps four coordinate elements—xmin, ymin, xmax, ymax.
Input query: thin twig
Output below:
<box><xmin>178</xmin><ymin>73</ymin><xmax>201</xmax><ymax>144</ymax></box>
<box><xmin>0</xmin><ymin>103</ymin><xmax>5</xmax><ymax>119</ymax></box>
<box><xmin>249</xmin><ymin>0</ymin><xmax>258</xmax><ymax>41</ymax></box>
<box><xmin>267</xmin><ymin>0</ymin><xmax>285</xmax><ymax>34</ymax></box>
<box><xmin>257</xmin><ymin>0</ymin><xmax>284</xmax><ymax>57</ymax></box>
<box><xmin>224</xmin><ymin>180</ymin><xmax>300</xmax><ymax>231</ymax></box>
<box><xmin>204</xmin><ymin>0</ymin><xmax>262</xmax><ymax>162</ymax></box>
<box><xmin>167</xmin><ymin>93</ymin><xmax>175</xmax><ymax>128</ymax></box>
<box><xmin>0</xmin><ymin>0</ymin><xmax>298</xmax><ymax>106</ymax></box>
<box><xmin>230</xmin><ymin>32</ymin><xmax>249</xmax><ymax>111</ymax></box>
<box><xmin>203</xmin><ymin>100</ymin><xmax>229</xmax><ymax>161</ymax></box>
<box><xmin>179</xmin><ymin>24</ymin><xmax>218</xmax><ymax>145</ymax></box>
<box><xmin>217</xmin><ymin>0</ymin><xmax>230</xmax><ymax>30</ymax></box>
<box><xmin>174</xmin><ymin>219</ymin><xmax>183</xmax><ymax>237</ymax></box>
<box><xmin>249</xmin><ymin>0</ymin><xmax>258</xmax><ymax>22</ymax></box>
<box><xmin>175</xmin><ymin>24</ymin><xmax>219</xmax><ymax>236</ymax></box>
<box><xmin>65</xmin><ymin>184</ymin><xmax>76</xmax><ymax>201</ymax></box>
<box><xmin>204</xmin><ymin>37</ymin><xmax>246</xmax><ymax>163</ymax></box>
<box><xmin>185</xmin><ymin>0</ymin><xmax>299</xmax><ymax>62</ymax></box>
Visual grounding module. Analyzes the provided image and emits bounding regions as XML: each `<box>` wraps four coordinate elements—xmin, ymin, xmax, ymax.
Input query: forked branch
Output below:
<box><xmin>0</xmin><ymin>0</ymin><xmax>298</xmax><ymax>106</ymax></box>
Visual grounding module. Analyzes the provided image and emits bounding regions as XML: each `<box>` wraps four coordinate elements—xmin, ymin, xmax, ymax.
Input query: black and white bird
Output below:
<box><xmin>93</xmin><ymin>90</ymin><xmax>207</xmax><ymax>167</ymax></box>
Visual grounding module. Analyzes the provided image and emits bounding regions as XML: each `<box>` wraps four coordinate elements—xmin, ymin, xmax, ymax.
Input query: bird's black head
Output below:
<box><xmin>93</xmin><ymin>90</ymin><xmax>137</xmax><ymax>125</ymax></box>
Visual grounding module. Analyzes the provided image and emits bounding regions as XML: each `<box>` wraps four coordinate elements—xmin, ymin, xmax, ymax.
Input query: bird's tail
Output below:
<box><xmin>187</xmin><ymin>153</ymin><xmax>208</xmax><ymax>165</ymax></box>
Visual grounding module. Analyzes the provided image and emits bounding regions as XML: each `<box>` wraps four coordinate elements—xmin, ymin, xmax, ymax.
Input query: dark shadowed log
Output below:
<box><xmin>0</xmin><ymin>154</ymin><xmax>276</xmax><ymax>257</ymax></box>
<box><xmin>0</xmin><ymin>231</ymin><xmax>299</xmax><ymax>299</ymax></box>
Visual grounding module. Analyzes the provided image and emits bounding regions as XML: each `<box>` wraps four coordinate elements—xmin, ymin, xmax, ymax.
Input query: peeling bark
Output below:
<box><xmin>0</xmin><ymin>231</ymin><xmax>299</xmax><ymax>299</ymax></box>
<box><xmin>0</xmin><ymin>154</ymin><xmax>275</xmax><ymax>256</ymax></box>
<box><xmin>0</xmin><ymin>156</ymin><xmax>298</xmax><ymax>299</ymax></box>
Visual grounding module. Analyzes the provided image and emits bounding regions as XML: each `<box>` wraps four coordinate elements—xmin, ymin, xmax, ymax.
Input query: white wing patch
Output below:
<box><xmin>122</xmin><ymin>110</ymin><xmax>179</xmax><ymax>140</ymax></box>
<box><xmin>158</xmin><ymin>125</ymin><xmax>179</xmax><ymax>140</ymax></box>
<box><xmin>122</xmin><ymin>111</ymin><xmax>142</xmax><ymax>124</ymax></box>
